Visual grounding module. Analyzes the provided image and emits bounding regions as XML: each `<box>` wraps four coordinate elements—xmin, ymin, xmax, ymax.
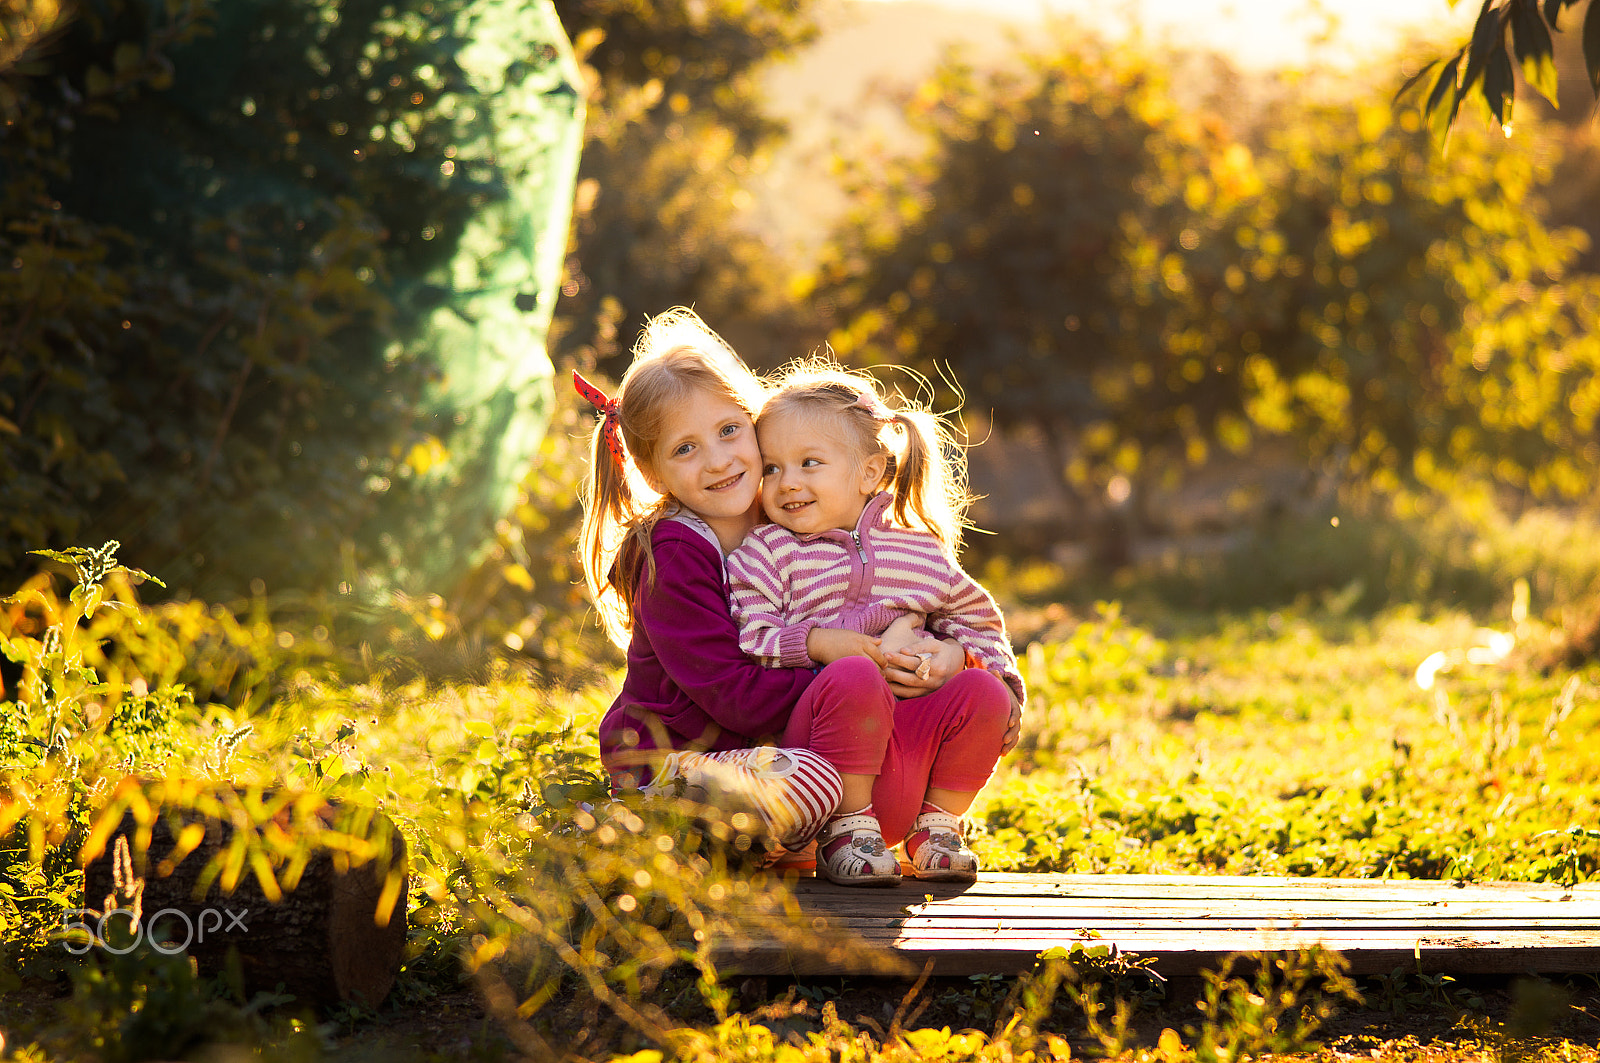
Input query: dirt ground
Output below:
<box><xmin>317</xmin><ymin>970</ymin><xmax>1600</xmax><ymax>1062</ymax></box>
<box><xmin>6</xmin><ymin>966</ymin><xmax>1598</xmax><ymax>1061</ymax></box>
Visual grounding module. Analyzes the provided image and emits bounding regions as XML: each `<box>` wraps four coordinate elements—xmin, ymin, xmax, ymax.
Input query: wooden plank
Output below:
<box><xmin>715</xmin><ymin>938</ymin><xmax>1600</xmax><ymax>978</ymax></box>
<box><xmin>803</xmin><ymin>900</ymin><xmax>1600</xmax><ymax>921</ymax></box>
<box><xmin>945</xmin><ymin>873</ymin><xmax>1600</xmax><ymax>893</ymax></box>
<box><xmin>880</xmin><ymin>871</ymin><xmax>1593</xmax><ymax>891</ymax></box>
<box><xmin>822</xmin><ymin>929</ymin><xmax>1600</xmax><ymax>948</ymax></box>
<box><xmin>820</xmin><ymin>916</ymin><xmax>1600</xmax><ymax>932</ymax></box>
<box><xmin>713</xmin><ymin>873</ymin><xmax>1600</xmax><ymax>979</ymax></box>
<box><xmin>810</xmin><ymin>874</ymin><xmax>1594</xmax><ymax>903</ymax></box>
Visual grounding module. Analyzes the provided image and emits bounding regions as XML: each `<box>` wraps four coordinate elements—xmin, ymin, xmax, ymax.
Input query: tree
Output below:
<box><xmin>1</xmin><ymin>0</ymin><xmax>582</xmax><ymax>598</ymax></box>
<box><xmin>1202</xmin><ymin>98</ymin><xmax>1600</xmax><ymax>499</ymax></box>
<box><xmin>815</xmin><ymin>33</ymin><xmax>1600</xmax><ymax>531</ymax></box>
<box><xmin>548</xmin><ymin>0</ymin><xmax>823</xmax><ymax>377</ymax></box>
<box><xmin>810</xmin><ymin>36</ymin><xmax>1244</xmax><ymax>512</ymax></box>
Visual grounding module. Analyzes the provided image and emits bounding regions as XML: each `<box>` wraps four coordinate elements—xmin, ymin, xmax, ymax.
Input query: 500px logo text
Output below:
<box><xmin>61</xmin><ymin>907</ymin><xmax>251</xmax><ymax>955</ymax></box>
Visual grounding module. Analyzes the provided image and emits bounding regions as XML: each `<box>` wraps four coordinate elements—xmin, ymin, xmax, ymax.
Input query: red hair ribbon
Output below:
<box><xmin>573</xmin><ymin>370</ymin><xmax>624</xmax><ymax>465</ymax></box>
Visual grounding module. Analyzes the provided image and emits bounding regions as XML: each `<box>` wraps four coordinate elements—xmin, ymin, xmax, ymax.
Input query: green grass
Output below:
<box><xmin>977</xmin><ymin>603</ymin><xmax>1600</xmax><ymax>884</ymax></box>
<box><xmin>4</xmin><ymin>520</ymin><xmax>1600</xmax><ymax>1062</ymax></box>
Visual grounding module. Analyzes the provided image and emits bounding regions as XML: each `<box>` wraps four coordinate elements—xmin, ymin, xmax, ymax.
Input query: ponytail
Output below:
<box><xmin>578</xmin><ymin>415</ymin><xmax>645</xmax><ymax>647</ymax></box>
<box><xmin>887</xmin><ymin>407</ymin><xmax>971</xmax><ymax>554</ymax></box>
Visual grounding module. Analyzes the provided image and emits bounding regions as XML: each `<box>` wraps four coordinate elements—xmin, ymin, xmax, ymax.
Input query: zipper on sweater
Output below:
<box><xmin>850</xmin><ymin>529</ymin><xmax>866</xmax><ymax>563</ymax></box>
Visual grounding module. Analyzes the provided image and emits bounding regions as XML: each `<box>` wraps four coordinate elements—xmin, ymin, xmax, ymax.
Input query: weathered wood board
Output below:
<box><xmin>713</xmin><ymin>873</ymin><xmax>1600</xmax><ymax>978</ymax></box>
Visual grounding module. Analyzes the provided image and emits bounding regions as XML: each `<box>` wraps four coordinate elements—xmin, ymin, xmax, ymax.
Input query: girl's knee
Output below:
<box><xmin>950</xmin><ymin>667</ymin><xmax>1012</xmax><ymax>714</ymax></box>
<box><xmin>766</xmin><ymin>748</ymin><xmax>845</xmax><ymax>845</ymax></box>
<box><xmin>813</xmin><ymin>656</ymin><xmax>895</xmax><ymax>719</ymax></box>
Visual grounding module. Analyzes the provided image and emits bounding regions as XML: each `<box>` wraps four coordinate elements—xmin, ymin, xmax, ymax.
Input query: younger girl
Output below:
<box><xmin>576</xmin><ymin>309</ymin><xmax>968</xmax><ymax>854</ymax></box>
<box><xmin>727</xmin><ymin>362</ymin><xmax>1023</xmax><ymax>885</ymax></box>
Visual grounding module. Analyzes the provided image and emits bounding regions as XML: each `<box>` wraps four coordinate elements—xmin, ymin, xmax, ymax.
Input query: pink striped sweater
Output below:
<box><xmin>726</xmin><ymin>492</ymin><xmax>1025</xmax><ymax>704</ymax></box>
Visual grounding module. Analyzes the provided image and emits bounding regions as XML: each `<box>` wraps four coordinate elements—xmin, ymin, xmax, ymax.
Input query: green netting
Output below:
<box><xmin>387</xmin><ymin>0</ymin><xmax>585</xmax><ymax>593</ymax></box>
<box><xmin>22</xmin><ymin>0</ymin><xmax>585</xmax><ymax>597</ymax></box>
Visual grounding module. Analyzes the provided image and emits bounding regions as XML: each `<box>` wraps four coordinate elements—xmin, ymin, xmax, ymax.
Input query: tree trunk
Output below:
<box><xmin>81</xmin><ymin>807</ymin><xmax>408</xmax><ymax>1009</ymax></box>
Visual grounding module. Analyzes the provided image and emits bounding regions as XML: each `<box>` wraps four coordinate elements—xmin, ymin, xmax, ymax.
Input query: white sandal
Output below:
<box><xmin>817</xmin><ymin>810</ymin><xmax>902</xmax><ymax>887</ymax></box>
<box><xmin>906</xmin><ymin>807</ymin><xmax>979</xmax><ymax>883</ymax></box>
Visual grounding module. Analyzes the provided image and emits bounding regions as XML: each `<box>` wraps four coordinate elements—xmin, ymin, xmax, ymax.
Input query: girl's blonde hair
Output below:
<box><xmin>760</xmin><ymin>360</ymin><xmax>973</xmax><ymax>552</ymax></box>
<box><xmin>578</xmin><ymin>307</ymin><xmax>766</xmax><ymax>646</ymax></box>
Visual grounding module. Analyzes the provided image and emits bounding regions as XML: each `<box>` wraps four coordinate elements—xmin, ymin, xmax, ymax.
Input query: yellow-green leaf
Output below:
<box><xmin>113</xmin><ymin>41</ymin><xmax>142</xmax><ymax>75</ymax></box>
<box><xmin>85</xmin><ymin>65</ymin><xmax>113</xmax><ymax>97</ymax></box>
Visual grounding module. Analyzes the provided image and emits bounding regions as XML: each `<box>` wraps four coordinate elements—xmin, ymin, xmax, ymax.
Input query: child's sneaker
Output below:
<box><xmin>817</xmin><ymin>808</ymin><xmax>901</xmax><ymax>886</ymax></box>
<box><xmin>905</xmin><ymin>805</ymin><xmax>978</xmax><ymax>883</ymax></box>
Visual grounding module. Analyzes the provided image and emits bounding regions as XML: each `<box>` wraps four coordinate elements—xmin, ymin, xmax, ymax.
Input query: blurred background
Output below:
<box><xmin>5</xmin><ymin>0</ymin><xmax>1600</xmax><ymax>689</ymax></box>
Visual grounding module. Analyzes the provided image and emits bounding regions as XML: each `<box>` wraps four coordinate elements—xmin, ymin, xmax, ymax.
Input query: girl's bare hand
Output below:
<box><xmin>882</xmin><ymin>636</ymin><xmax>964</xmax><ymax>697</ymax></box>
<box><xmin>999</xmin><ymin>694</ymin><xmax>1023</xmax><ymax>754</ymax></box>
<box><xmin>806</xmin><ymin>626</ymin><xmax>886</xmax><ymax>667</ymax></box>
<box><xmin>877</xmin><ymin>613</ymin><xmax>926</xmax><ymax>659</ymax></box>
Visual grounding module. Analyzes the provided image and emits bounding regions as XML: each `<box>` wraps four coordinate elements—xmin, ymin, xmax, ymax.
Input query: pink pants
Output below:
<box><xmin>781</xmin><ymin>656</ymin><xmax>1012</xmax><ymax>846</ymax></box>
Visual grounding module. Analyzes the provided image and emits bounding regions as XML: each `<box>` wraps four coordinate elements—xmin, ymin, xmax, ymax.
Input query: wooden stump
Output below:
<box><xmin>81</xmin><ymin>808</ymin><xmax>408</xmax><ymax>1008</ymax></box>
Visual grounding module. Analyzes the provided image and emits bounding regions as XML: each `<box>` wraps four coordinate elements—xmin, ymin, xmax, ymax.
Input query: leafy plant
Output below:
<box><xmin>819</xmin><ymin>33</ymin><xmax>1600</xmax><ymax>525</ymax></box>
<box><xmin>1404</xmin><ymin>0</ymin><xmax>1587</xmax><ymax>141</ymax></box>
<box><xmin>1185</xmin><ymin>949</ymin><xmax>1361</xmax><ymax>1063</ymax></box>
<box><xmin>62</xmin><ymin>943</ymin><xmax>311</xmax><ymax>1063</ymax></box>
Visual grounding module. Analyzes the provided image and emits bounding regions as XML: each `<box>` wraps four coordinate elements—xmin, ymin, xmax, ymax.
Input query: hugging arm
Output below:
<box><xmin>636</xmin><ymin>530</ymin><xmax>812</xmax><ymax>738</ymax></box>
<box><xmin>727</xmin><ymin>540</ymin><xmax>887</xmax><ymax>668</ymax></box>
<box><xmin>726</xmin><ymin>541</ymin><xmax>819</xmax><ymax>668</ymax></box>
<box><xmin>924</xmin><ymin>569</ymin><xmax>1027</xmax><ymax>705</ymax></box>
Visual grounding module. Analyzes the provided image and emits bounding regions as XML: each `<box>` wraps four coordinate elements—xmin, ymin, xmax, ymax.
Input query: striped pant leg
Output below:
<box><xmin>667</xmin><ymin>747</ymin><xmax>844</xmax><ymax>849</ymax></box>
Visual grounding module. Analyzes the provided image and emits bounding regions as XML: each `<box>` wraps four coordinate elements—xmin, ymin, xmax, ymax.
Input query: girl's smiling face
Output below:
<box><xmin>647</xmin><ymin>387</ymin><xmax>762</xmax><ymax>549</ymax></box>
<box><xmin>757</xmin><ymin>408</ymin><xmax>885</xmax><ymax>536</ymax></box>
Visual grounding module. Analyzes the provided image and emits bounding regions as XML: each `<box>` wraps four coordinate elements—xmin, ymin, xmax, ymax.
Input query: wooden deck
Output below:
<box><xmin>714</xmin><ymin>873</ymin><xmax>1600</xmax><ymax>978</ymax></box>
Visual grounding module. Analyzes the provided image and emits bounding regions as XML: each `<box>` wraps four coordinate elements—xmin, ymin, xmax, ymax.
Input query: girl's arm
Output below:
<box><xmin>727</xmin><ymin>537</ymin><xmax>873</xmax><ymax>668</ymax></box>
<box><xmin>806</xmin><ymin>626</ymin><xmax>887</xmax><ymax>667</ymax></box>
<box><xmin>1000</xmin><ymin>690</ymin><xmax>1023</xmax><ymax>753</ymax></box>
<box><xmin>923</xmin><ymin>568</ymin><xmax>1027</xmax><ymax>705</ymax></box>
<box><xmin>724</xmin><ymin>537</ymin><xmax>818</xmax><ymax>667</ymax></box>
<box><xmin>636</xmin><ymin>526</ymin><xmax>814</xmax><ymax>738</ymax></box>
<box><xmin>729</xmin><ymin>540</ymin><xmax>889</xmax><ymax>667</ymax></box>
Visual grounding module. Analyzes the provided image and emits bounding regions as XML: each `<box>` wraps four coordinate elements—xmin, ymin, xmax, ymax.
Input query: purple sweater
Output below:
<box><xmin>597</xmin><ymin>513</ymin><xmax>815</xmax><ymax>786</ymax></box>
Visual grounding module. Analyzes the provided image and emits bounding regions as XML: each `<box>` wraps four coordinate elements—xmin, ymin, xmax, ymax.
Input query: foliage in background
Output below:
<box><xmin>0</xmin><ymin>0</ymin><xmax>66</xmax><ymax>71</ymax></box>
<box><xmin>3</xmin><ymin>0</ymin><xmax>831</xmax><ymax>610</ymax></box>
<box><xmin>548</xmin><ymin>0</ymin><xmax>823</xmax><ymax>377</ymax></box>
<box><xmin>812</xmin><ymin>37</ymin><xmax>1233</xmax><ymax>509</ymax></box>
<box><xmin>814</xmin><ymin>31</ymin><xmax>1600</xmax><ymax>524</ymax></box>
<box><xmin>1227</xmin><ymin>99</ymin><xmax>1600</xmax><ymax>501</ymax></box>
